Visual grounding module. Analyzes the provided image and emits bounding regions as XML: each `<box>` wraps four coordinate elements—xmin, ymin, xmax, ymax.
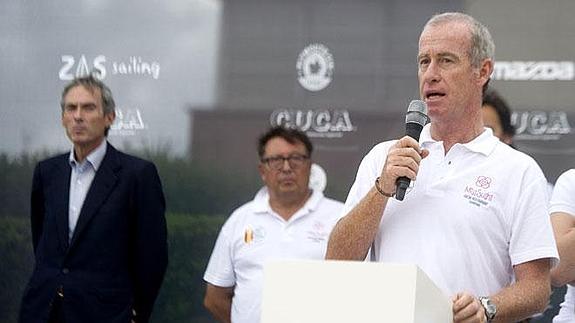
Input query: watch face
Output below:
<box><xmin>480</xmin><ymin>297</ymin><xmax>497</xmax><ymax>320</ymax></box>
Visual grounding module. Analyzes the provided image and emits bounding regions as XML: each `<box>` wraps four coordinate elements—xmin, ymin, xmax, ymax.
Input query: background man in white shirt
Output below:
<box><xmin>203</xmin><ymin>126</ymin><xmax>343</xmax><ymax>323</ymax></box>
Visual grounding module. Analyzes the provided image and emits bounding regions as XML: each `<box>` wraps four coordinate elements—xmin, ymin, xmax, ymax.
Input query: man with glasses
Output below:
<box><xmin>203</xmin><ymin>126</ymin><xmax>343</xmax><ymax>323</ymax></box>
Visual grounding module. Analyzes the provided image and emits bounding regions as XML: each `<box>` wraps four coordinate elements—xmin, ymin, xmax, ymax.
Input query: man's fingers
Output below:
<box><xmin>390</xmin><ymin>147</ymin><xmax>423</xmax><ymax>163</ymax></box>
<box><xmin>395</xmin><ymin>135</ymin><xmax>421</xmax><ymax>151</ymax></box>
<box><xmin>452</xmin><ymin>293</ymin><xmax>485</xmax><ymax>323</ymax></box>
<box><xmin>386</xmin><ymin>153</ymin><xmax>420</xmax><ymax>174</ymax></box>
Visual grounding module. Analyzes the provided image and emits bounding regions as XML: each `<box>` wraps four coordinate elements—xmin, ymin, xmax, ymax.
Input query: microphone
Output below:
<box><xmin>395</xmin><ymin>100</ymin><xmax>429</xmax><ymax>201</ymax></box>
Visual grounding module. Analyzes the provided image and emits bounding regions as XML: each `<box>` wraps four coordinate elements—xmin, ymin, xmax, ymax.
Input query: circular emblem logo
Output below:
<box><xmin>296</xmin><ymin>43</ymin><xmax>334</xmax><ymax>92</ymax></box>
<box><xmin>475</xmin><ymin>176</ymin><xmax>492</xmax><ymax>189</ymax></box>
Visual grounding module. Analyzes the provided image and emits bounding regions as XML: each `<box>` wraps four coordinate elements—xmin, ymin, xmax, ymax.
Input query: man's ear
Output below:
<box><xmin>258</xmin><ymin>163</ymin><xmax>266</xmax><ymax>181</ymax></box>
<box><xmin>478</xmin><ymin>59</ymin><xmax>494</xmax><ymax>87</ymax></box>
<box><xmin>105</xmin><ymin>110</ymin><xmax>116</xmax><ymax>127</ymax></box>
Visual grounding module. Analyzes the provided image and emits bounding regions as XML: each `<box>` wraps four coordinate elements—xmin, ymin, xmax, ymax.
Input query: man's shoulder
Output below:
<box><xmin>314</xmin><ymin>196</ymin><xmax>344</xmax><ymax>221</ymax></box>
<box><xmin>557</xmin><ymin>169</ymin><xmax>575</xmax><ymax>183</ymax></box>
<box><xmin>229</xmin><ymin>199</ymin><xmax>259</xmax><ymax>218</ymax></box>
<box><xmin>318</xmin><ymin>196</ymin><xmax>344</xmax><ymax>209</ymax></box>
<box><xmin>492</xmin><ymin>142</ymin><xmax>541</xmax><ymax>169</ymax></box>
<box><xmin>489</xmin><ymin>143</ymin><xmax>548</xmax><ymax>188</ymax></box>
<box><xmin>217</xmin><ymin>199</ymin><xmax>260</xmax><ymax>232</ymax></box>
<box><xmin>108</xmin><ymin>145</ymin><xmax>156</xmax><ymax>170</ymax></box>
<box><xmin>37</xmin><ymin>152</ymin><xmax>68</xmax><ymax>168</ymax></box>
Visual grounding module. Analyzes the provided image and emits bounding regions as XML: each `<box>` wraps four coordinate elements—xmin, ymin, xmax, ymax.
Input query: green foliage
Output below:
<box><xmin>151</xmin><ymin>214</ymin><xmax>226</xmax><ymax>322</ymax></box>
<box><xmin>0</xmin><ymin>150</ymin><xmax>262</xmax><ymax>218</ymax></box>
<box><xmin>150</xmin><ymin>155</ymin><xmax>261</xmax><ymax>215</ymax></box>
<box><xmin>0</xmin><ymin>214</ymin><xmax>226</xmax><ymax>323</ymax></box>
<box><xmin>0</xmin><ymin>152</ymin><xmax>42</xmax><ymax>218</ymax></box>
<box><xmin>0</xmin><ymin>216</ymin><xmax>34</xmax><ymax>322</ymax></box>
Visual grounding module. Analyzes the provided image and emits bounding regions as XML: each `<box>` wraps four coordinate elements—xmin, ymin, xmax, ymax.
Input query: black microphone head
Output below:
<box><xmin>405</xmin><ymin>100</ymin><xmax>429</xmax><ymax>126</ymax></box>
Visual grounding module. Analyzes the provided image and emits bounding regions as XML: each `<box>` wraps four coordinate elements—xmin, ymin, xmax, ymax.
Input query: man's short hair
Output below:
<box><xmin>482</xmin><ymin>89</ymin><xmax>516</xmax><ymax>138</ymax></box>
<box><xmin>60</xmin><ymin>74</ymin><xmax>116</xmax><ymax>135</ymax></box>
<box><xmin>424</xmin><ymin>12</ymin><xmax>495</xmax><ymax>67</ymax></box>
<box><xmin>257</xmin><ymin>126</ymin><xmax>313</xmax><ymax>159</ymax></box>
<box><xmin>424</xmin><ymin>12</ymin><xmax>495</xmax><ymax>93</ymax></box>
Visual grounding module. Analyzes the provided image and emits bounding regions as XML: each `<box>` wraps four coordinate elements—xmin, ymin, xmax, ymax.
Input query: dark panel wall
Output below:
<box><xmin>216</xmin><ymin>0</ymin><xmax>462</xmax><ymax>112</ymax></box>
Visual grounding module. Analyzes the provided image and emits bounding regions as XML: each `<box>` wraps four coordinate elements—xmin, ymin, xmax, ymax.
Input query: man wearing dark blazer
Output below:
<box><xmin>19</xmin><ymin>75</ymin><xmax>168</xmax><ymax>323</ymax></box>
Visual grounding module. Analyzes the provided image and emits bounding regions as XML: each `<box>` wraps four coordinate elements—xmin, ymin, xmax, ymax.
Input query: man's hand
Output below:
<box><xmin>379</xmin><ymin>136</ymin><xmax>429</xmax><ymax>195</ymax></box>
<box><xmin>452</xmin><ymin>292</ymin><xmax>486</xmax><ymax>323</ymax></box>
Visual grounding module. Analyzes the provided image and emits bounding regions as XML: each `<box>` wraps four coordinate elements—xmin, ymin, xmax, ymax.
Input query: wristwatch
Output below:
<box><xmin>479</xmin><ymin>296</ymin><xmax>497</xmax><ymax>322</ymax></box>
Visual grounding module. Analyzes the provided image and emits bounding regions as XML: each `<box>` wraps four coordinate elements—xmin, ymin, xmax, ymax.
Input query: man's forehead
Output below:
<box><xmin>267</xmin><ymin>137</ymin><xmax>304</xmax><ymax>147</ymax></box>
<box><xmin>265</xmin><ymin>137</ymin><xmax>306</xmax><ymax>152</ymax></box>
<box><xmin>418</xmin><ymin>25</ymin><xmax>471</xmax><ymax>55</ymax></box>
<box><xmin>64</xmin><ymin>85</ymin><xmax>101</xmax><ymax>102</ymax></box>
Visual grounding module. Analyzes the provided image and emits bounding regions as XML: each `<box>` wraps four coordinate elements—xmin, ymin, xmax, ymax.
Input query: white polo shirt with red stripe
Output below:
<box><xmin>204</xmin><ymin>187</ymin><xmax>343</xmax><ymax>323</ymax></box>
<box><xmin>342</xmin><ymin>124</ymin><xmax>558</xmax><ymax>297</ymax></box>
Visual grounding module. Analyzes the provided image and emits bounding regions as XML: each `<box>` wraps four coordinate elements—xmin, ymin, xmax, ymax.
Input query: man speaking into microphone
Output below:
<box><xmin>326</xmin><ymin>12</ymin><xmax>558</xmax><ymax>323</ymax></box>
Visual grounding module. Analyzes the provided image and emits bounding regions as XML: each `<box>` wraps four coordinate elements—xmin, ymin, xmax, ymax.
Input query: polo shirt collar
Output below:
<box><xmin>419</xmin><ymin>123</ymin><xmax>499</xmax><ymax>156</ymax></box>
<box><xmin>252</xmin><ymin>186</ymin><xmax>324</xmax><ymax>215</ymax></box>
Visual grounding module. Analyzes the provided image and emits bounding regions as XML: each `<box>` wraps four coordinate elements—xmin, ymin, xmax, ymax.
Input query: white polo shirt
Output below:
<box><xmin>551</xmin><ymin>169</ymin><xmax>575</xmax><ymax>323</ymax></box>
<box><xmin>343</xmin><ymin>124</ymin><xmax>558</xmax><ymax>297</ymax></box>
<box><xmin>204</xmin><ymin>187</ymin><xmax>343</xmax><ymax>323</ymax></box>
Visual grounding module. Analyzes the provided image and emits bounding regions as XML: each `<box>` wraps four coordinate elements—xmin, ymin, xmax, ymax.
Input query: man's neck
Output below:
<box><xmin>269</xmin><ymin>189</ymin><xmax>312</xmax><ymax>221</ymax></box>
<box><xmin>74</xmin><ymin>139</ymin><xmax>105</xmax><ymax>163</ymax></box>
<box><xmin>430</xmin><ymin>111</ymin><xmax>484</xmax><ymax>153</ymax></box>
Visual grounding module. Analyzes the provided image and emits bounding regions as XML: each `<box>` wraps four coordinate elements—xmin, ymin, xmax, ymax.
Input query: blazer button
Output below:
<box><xmin>62</xmin><ymin>268</ymin><xmax>70</xmax><ymax>274</ymax></box>
<box><xmin>57</xmin><ymin>285</ymin><xmax>64</xmax><ymax>298</ymax></box>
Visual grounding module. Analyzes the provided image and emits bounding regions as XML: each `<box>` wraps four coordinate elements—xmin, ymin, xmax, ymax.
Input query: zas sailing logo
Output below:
<box><xmin>59</xmin><ymin>54</ymin><xmax>161</xmax><ymax>80</ymax></box>
<box><xmin>296</xmin><ymin>43</ymin><xmax>334</xmax><ymax>92</ymax></box>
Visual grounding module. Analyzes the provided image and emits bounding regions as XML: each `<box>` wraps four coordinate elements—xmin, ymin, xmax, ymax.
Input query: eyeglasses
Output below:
<box><xmin>261</xmin><ymin>154</ymin><xmax>310</xmax><ymax>170</ymax></box>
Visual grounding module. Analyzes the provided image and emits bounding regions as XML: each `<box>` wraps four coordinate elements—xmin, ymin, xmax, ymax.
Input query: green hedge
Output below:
<box><xmin>0</xmin><ymin>214</ymin><xmax>226</xmax><ymax>323</ymax></box>
<box><xmin>0</xmin><ymin>151</ymin><xmax>263</xmax><ymax>218</ymax></box>
<box><xmin>0</xmin><ymin>216</ymin><xmax>35</xmax><ymax>323</ymax></box>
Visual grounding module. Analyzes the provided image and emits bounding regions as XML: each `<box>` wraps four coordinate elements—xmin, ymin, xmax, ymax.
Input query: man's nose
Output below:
<box><xmin>422</xmin><ymin>61</ymin><xmax>441</xmax><ymax>83</ymax></box>
<box><xmin>280</xmin><ymin>158</ymin><xmax>293</xmax><ymax>171</ymax></box>
<box><xmin>73</xmin><ymin>108</ymin><xmax>84</xmax><ymax>120</ymax></box>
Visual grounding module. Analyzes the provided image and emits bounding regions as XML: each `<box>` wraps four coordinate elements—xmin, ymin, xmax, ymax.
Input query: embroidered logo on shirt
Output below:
<box><xmin>244</xmin><ymin>228</ymin><xmax>253</xmax><ymax>243</ymax></box>
<box><xmin>305</xmin><ymin>221</ymin><xmax>329</xmax><ymax>243</ymax></box>
<box><xmin>475</xmin><ymin>176</ymin><xmax>492</xmax><ymax>189</ymax></box>
<box><xmin>463</xmin><ymin>176</ymin><xmax>494</xmax><ymax>207</ymax></box>
<box><xmin>243</xmin><ymin>226</ymin><xmax>266</xmax><ymax>244</ymax></box>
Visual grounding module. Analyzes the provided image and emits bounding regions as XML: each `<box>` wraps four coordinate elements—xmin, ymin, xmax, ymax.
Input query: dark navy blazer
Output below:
<box><xmin>20</xmin><ymin>143</ymin><xmax>168</xmax><ymax>323</ymax></box>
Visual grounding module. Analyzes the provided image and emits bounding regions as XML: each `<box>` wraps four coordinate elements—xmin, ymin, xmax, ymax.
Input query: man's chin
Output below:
<box><xmin>278</xmin><ymin>185</ymin><xmax>297</xmax><ymax>192</ymax></box>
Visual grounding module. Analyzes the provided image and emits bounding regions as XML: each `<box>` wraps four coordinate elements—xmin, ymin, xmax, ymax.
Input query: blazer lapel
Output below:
<box><xmin>68</xmin><ymin>144</ymin><xmax>120</xmax><ymax>248</ymax></box>
<box><xmin>55</xmin><ymin>155</ymin><xmax>72</xmax><ymax>251</ymax></box>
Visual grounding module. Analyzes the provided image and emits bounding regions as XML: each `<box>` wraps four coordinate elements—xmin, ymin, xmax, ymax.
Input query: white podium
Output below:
<box><xmin>261</xmin><ymin>260</ymin><xmax>452</xmax><ymax>323</ymax></box>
